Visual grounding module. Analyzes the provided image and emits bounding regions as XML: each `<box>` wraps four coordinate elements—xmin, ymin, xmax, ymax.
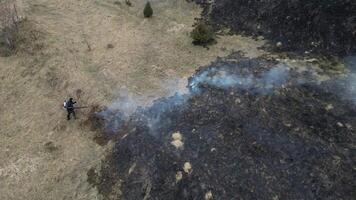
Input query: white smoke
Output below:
<box><xmin>341</xmin><ymin>56</ymin><xmax>356</xmax><ymax>103</ymax></box>
<box><xmin>99</xmin><ymin>63</ymin><xmax>292</xmax><ymax>134</ymax></box>
<box><xmin>189</xmin><ymin>63</ymin><xmax>290</xmax><ymax>93</ymax></box>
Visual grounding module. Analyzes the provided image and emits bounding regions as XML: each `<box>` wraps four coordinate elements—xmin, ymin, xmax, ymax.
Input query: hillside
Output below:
<box><xmin>195</xmin><ymin>0</ymin><xmax>356</xmax><ymax>55</ymax></box>
<box><xmin>0</xmin><ymin>0</ymin><xmax>265</xmax><ymax>199</ymax></box>
<box><xmin>0</xmin><ymin>0</ymin><xmax>355</xmax><ymax>200</ymax></box>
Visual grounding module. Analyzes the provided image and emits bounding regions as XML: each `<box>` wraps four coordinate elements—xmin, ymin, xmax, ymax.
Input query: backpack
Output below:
<box><xmin>63</xmin><ymin>100</ymin><xmax>67</xmax><ymax>109</ymax></box>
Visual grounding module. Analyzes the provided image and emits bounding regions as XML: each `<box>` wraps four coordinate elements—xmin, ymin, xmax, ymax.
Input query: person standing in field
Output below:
<box><xmin>65</xmin><ymin>98</ymin><xmax>77</xmax><ymax>120</ymax></box>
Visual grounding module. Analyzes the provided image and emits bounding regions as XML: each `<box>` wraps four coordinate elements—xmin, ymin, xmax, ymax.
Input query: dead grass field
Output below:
<box><xmin>0</xmin><ymin>0</ymin><xmax>266</xmax><ymax>199</ymax></box>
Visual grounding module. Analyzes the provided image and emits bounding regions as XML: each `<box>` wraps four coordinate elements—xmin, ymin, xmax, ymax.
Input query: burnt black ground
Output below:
<box><xmin>193</xmin><ymin>0</ymin><xmax>356</xmax><ymax>56</ymax></box>
<box><xmin>90</xmin><ymin>54</ymin><xmax>356</xmax><ymax>200</ymax></box>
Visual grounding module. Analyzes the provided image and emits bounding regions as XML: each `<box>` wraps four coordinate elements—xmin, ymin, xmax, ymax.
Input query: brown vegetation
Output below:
<box><xmin>0</xmin><ymin>0</ymin><xmax>20</xmax><ymax>55</ymax></box>
<box><xmin>0</xmin><ymin>0</ymin><xmax>266</xmax><ymax>199</ymax></box>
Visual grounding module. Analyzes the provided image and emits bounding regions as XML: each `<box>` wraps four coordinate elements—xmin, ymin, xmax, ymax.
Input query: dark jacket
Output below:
<box><xmin>66</xmin><ymin>100</ymin><xmax>76</xmax><ymax>110</ymax></box>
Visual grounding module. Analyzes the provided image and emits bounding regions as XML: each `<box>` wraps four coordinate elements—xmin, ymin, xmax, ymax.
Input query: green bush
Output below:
<box><xmin>143</xmin><ymin>2</ymin><xmax>153</xmax><ymax>18</ymax></box>
<box><xmin>190</xmin><ymin>22</ymin><xmax>215</xmax><ymax>45</ymax></box>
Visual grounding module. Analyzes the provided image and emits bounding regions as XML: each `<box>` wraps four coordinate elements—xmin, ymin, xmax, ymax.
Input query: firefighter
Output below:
<box><xmin>65</xmin><ymin>98</ymin><xmax>77</xmax><ymax>120</ymax></box>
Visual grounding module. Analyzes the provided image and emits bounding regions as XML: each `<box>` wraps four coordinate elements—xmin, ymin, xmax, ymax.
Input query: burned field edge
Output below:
<box><xmin>193</xmin><ymin>0</ymin><xmax>356</xmax><ymax>56</ymax></box>
<box><xmin>87</xmin><ymin>53</ymin><xmax>356</xmax><ymax>200</ymax></box>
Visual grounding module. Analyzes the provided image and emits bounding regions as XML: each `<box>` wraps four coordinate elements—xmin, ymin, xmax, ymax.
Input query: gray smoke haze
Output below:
<box><xmin>189</xmin><ymin>63</ymin><xmax>290</xmax><ymax>93</ymax></box>
<box><xmin>105</xmin><ymin>78</ymin><xmax>188</xmax><ymax>116</ymax></box>
<box><xmin>98</xmin><ymin>56</ymin><xmax>356</xmax><ymax>135</ymax></box>
<box><xmin>97</xmin><ymin>78</ymin><xmax>189</xmax><ymax>132</ymax></box>
<box><xmin>97</xmin><ymin>63</ymin><xmax>293</xmax><ymax>134</ymax></box>
<box><xmin>340</xmin><ymin>56</ymin><xmax>356</xmax><ymax>103</ymax></box>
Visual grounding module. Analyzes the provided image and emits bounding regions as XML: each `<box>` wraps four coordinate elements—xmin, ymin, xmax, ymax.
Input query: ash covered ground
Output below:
<box><xmin>193</xmin><ymin>0</ymin><xmax>356</xmax><ymax>56</ymax></box>
<box><xmin>89</xmin><ymin>53</ymin><xmax>356</xmax><ymax>200</ymax></box>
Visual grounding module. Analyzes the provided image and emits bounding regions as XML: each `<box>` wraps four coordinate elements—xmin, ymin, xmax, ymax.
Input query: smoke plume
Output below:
<box><xmin>189</xmin><ymin>63</ymin><xmax>290</xmax><ymax>93</ymax></box>
<box><xmin>98</xmin><ymin>59</ymin><xmax>293</xmax><ymax>135</ymax></box>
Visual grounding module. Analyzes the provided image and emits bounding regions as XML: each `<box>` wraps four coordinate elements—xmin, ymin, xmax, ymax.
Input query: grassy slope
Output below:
<box><xmin>0</xmin><ymin>0</ymin><xmax>265</xmax><ymax>199</ymax></box>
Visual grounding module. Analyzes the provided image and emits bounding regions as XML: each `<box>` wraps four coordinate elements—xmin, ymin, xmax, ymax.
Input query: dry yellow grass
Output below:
<box><xmin>0</xmin><ymin>0</ymin><xmax>265</xmax><ymax>199</ymax></box>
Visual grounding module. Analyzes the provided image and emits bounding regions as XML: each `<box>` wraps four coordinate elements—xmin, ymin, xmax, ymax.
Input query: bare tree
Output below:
<box><xmin>0</xmin><ymin>0</ymin><xmax>20</xmax><ymax>50</ymax></box>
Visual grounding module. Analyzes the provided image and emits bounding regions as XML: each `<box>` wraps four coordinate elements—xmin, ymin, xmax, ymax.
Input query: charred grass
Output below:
<box><xmin>90</xmin><ymin>53</ymin><xmax>356</xmax><ymax>199</ymax></box>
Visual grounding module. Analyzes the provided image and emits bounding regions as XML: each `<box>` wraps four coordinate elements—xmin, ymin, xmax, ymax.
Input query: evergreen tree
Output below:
<box><xmin>190</xmin><ymin>22</ymin><xmax>215</xmax><ymax>45</ymax></box>
<box><xmin>143</xmin><ymin>1</ymin><xmax>153</xmax><ymax>18</ymax></box>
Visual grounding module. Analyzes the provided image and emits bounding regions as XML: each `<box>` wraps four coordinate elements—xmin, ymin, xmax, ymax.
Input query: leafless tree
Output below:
<box><xmin>0</xmin><ymin>0</ymin><xmax>20</xmax><ymax>50</ymax></box>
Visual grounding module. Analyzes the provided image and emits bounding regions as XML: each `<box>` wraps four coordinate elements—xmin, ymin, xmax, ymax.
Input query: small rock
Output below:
<box><xmin>276</xmin><ymin>42</ymin><xmax>282</xmax><ymax>47</ymax></box>
<box><xmin>257</xmin><ymin>35</ymin><xmax>264</xmax><ymax>40</ymax></box>
<box><xmin>272</xmin><ymin>195</ymin><xmax>279</xmax><ymax>200</ymax></box>
<box><xmin>171</xmin><ymin>132</ymin><xmax>184</xmax><ymax>149</ymax></box>
<box><xmin>337</xmin><ymin>122</ymin><xmax>344</xmax><ymax>127</ymax></box>
<box><xmin>172</xmin><ymin>132</ymin><xmax>182</xmax><ymax>141</ymax></box>
<box><xmin>171</xmin><ymin>140</ymin><xmax>184</xmax><ymax>149</ymax></box>
<box><xmin>183</xmin><ymin>162</ymin><xmax>192</xmax><ymax>174</ymax></box>
<box><xmin>345</xmin><ymin>123</ymin><xmax>352</xmax><ymax>129</ymax></box>
<box><xmin>305</xmin><ymin>58</ymin><xmax>318</xmax><ymax>63</ymax></box>
<box><xmin>285</xmin><ymin>123</ymin><xmax>292</xmax><ymax>127</ymax></box>
<box><xmin>332</xmin><ymin>155</ymin><xmax>341</xmax><ymax>160</ymax></box>
<box><xmin>205</xmin><ymin>191</ymin><xmax>213</xmax><ymax>200</ymax></box>
<box><xmin>128</xmin><ymin>163</ymin><xmax>136</xmax><ymax>175</ymax></box>
<box><xmin>235</xmin><ymin>98</ymin><xmax>241</xmax><ymax>104</ymax></box>
<box><xmin>325</xmin><ymin>104</ymin><xmax>334</xmax><ymax>111</ymax></box>
<box><xmin>175</xmin><ymin>171</ymin><xmax>183</xmax><ymax>182</ymax></box>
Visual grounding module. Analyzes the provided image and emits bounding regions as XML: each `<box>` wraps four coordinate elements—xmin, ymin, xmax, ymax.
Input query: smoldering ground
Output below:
<box><xmin>95</xmin><ymin>78</ymin><xmax>189</xmax><ymax>135</ymax></box>
<box><xmin>97</xmin><ymin>54</ymin><xmax>292</xmax><ymax>134</ymax></box>
<box><xmin>89</xmin><ymin>53</ymin><xmax>356</xmax><ymax>200</ymax></box>
<box><xmin>339</xmin><ymin>56</ymin><xmax>356</xmax><ymax>104</ymax></box>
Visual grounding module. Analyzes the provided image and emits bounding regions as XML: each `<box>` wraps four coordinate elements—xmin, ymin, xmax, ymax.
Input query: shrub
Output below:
<box><xmin>0</xmin><ymin>0</ymin><xmax>20</xmax><ymax>56</ymax></box>
<box><xmin>125</xmin><ymin>0</ymin><xmax>132</xmax><ymax>7</ymax></box>
<box><xmin>113</xmin><ymin>1</ymin><xmax>121</xmax><ymax>6</ymax></box>
<box><xmin>107</xmin><ymin>43</ymin><xmax>114</xmax><ymax>49</ymax></box>
<box><xmin>190</xmin><ymin>22</ymin><xmax>215</xmax><ymax>45</ymax></box>
<box><xmin>143</xmin><ymin>1</ymin><xmax>153</xmax><ymax>18</ymax></box>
